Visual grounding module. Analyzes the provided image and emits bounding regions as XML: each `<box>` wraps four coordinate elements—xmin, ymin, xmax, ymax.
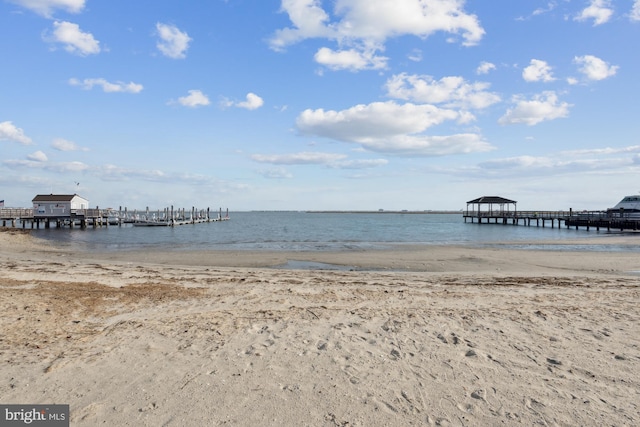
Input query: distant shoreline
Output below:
<box><xmin>304</xmin><ymin>210</ymin><xmax>462</xmax><ymax>214</ymax></box>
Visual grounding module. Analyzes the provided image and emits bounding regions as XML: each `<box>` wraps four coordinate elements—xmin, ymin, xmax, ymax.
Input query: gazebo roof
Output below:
<box><xmin>466</xmin><ymin>196</ymin><xmax>517</xmax><ymax>204</ymax></box>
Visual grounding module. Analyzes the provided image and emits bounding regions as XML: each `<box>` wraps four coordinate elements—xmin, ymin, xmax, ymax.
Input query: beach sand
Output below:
<box><xmin>1</xmin><ymin>229</ymin><xmax>639</xmax><ymax>426</ymax></box>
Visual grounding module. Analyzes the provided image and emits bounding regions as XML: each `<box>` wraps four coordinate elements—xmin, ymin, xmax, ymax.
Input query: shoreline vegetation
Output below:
<box><xmin>1</xmin><ymin>229</ymin><xmax>639</xmax><ymax>425</ymax></box>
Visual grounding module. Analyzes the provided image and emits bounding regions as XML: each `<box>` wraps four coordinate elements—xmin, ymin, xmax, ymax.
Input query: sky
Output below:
<box><xmin>1</xmin><ymin>0</ymin><xmax>640</xmax><ymax>211</ymax></box>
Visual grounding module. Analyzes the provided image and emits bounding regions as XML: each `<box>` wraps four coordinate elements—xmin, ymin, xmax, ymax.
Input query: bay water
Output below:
<box><xmin>30</xmin><ymin>212</ymin><xmax>640</xmax><ymax>253</ymax></box>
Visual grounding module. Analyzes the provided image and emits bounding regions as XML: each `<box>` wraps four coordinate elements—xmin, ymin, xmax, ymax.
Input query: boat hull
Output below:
<box><xmin>132</xmin><ymin>221</ymin><xmax>170</xmax><ymax>227</ymax></box>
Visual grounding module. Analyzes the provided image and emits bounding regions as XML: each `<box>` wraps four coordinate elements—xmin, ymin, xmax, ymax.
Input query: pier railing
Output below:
<box><xmin>463</xmin><ymin>210</ymin><xmax>573</xmax><ymax>220</ymax></box>
<box><xmin>462</xmin><ymin>210</ymin><xmax>637</xmax><ymax>220</ymax></box>
<box><xmin>0</xmin><ymin>208</ymin><xmax>34</xmax><ymax>219</ymax></box>
<box><xmin>464</xmin><ymin>209</ymin><xmax>640</xmax><ymax>231</ymax></box>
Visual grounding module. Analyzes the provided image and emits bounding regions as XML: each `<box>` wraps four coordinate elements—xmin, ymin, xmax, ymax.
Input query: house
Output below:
<box><xmin>32</xmin><ymin>194</ymin><xmax>89</xmax><ymax>218</ymax></box>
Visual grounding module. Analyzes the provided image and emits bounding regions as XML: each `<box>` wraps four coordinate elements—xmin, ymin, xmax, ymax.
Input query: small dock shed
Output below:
<box><xmin>32</xmin><ymin>194</ymin><xmax>89</xmax><ymax>218</ymax></box>
<box><xmin>466</xmin><ymin>196</ymin><xmax>517</xmax><ymax>216</ymax></box>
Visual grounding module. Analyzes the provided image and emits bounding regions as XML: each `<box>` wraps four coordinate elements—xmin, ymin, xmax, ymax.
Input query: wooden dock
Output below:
<box><xmin>463</xmin><ymin>196</ymin><xmax>640</xmax><ymax>232</ymax></box>
<box><xmin>463</xmin><ymin>210</ymin><xmax>640</xmax><ymax>231</ymax></box>
<box><xmin>0</xmin><ymin>206</ymin><xmax>229</xmax><ymax>229</ymax></box>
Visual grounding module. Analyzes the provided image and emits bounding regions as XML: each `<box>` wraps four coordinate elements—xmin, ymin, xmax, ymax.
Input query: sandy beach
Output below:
<box><xmin>1</xmin><ymin>229</ymin><xmax>639</xmax><ymax>426</ymax></box>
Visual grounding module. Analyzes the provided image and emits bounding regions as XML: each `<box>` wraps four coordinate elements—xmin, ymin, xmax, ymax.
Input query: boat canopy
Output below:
<box><xmin>611</xmin><ymin>195</ymin><xmax>640</xmax><ymax>211</ymax></box>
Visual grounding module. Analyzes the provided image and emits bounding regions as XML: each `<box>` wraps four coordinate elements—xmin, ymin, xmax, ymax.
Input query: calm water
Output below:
<box><xmin>29</xmin><ymin>211</ymin><xmax>640</xmax><ymax>253</ymax></box>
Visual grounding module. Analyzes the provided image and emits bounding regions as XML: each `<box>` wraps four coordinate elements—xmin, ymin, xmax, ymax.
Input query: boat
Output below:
<box><xmin>607</xmin><ymin>195</ymin><xmax>640</xmax><ymax>218</ymax></box>
<box><xmin>132</xmin><ymin>219</ymin><xmax>171</xmax><ymax>227</ymax></box>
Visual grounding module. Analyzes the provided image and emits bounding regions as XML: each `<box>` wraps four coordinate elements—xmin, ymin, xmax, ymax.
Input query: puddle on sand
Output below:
<box><xmin>272</xmin><ymin>260</ymin><xmax>354</xmax><ymax>271</ymax></box>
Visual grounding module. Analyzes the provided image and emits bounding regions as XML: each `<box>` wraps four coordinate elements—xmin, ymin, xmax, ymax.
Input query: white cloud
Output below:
<box><xmin>385</xmin><ymin>73</ymin><xmax>500</xmax><ymax>110</ymax></box>
<box><xmin>560</xmin><ymin>145</ymin><xmax>640</xmax><ymax>156</ymax></box>
<box><xmin>314</xmin><ymin>47</ymin><xmax>388</xmax><ymax>71</ymax></box>
<box><xmin>476</xmin><ymin>61</ymin><xmax>496</xmax><ymax>75</ymax></box>
<box><xmin>0</xmin><ymin>121</ymin><xmax>32</xmax><ymax>145</ymax></box>
<box><xmin>499</xmin><ymin>91</ymin><xmax>571</xmax><ymax>126</ymax></box>
<box><xmin>532</xmin><ymin>3</ymin><xmax>557</xmax><ymax>17</ymax></box>
<box><xmin>257</xmin><ymin>167</ymin><xmax>294</xmax><ymax>179</ymax></box>
<box><xmin>337</xmin><ymin>0</ymin><xmax>485</xmax><ymax>46</ymax></box>
<box><xmin>522</xmin><ymin>59</ymin><xmax>555</xmax><ymax>82</ymax></box>
<box><xmin>221</xmin><ymin>93</ymin><xmax>264</xmax><ymax>110</ymax></box>
<box><xmin>329</xmin><ymin>159</ymin><xmax>388</xmax><ymax>169</ymax></box>
<box><xmin>296</xmin><ymin>101</ymin><xmax>494</xmax><ymax>156</ymax></box>
<box><xmin>574</xmin><ymin>55</ymin><xmax>618</xmax><ymax>80</ymax></box>
<box><xmin>177</xmin><ymin>90</ymin><xmax>210</xmax><ymax>108</ymax></box>
<box><xmin>407</xmin><ymin>49</ymin><xmax>422</xmax><ymax>62</ymax></box>
<box><xmin>478</xmin><ymin>155</ymin><xmax>555</xmax><ymax>171</ymax></box>
<box><xmin>237</xmin><ymin>93</ymin><xmax>264</xmax><ymax>110</ymax></box>
<box><xmin>97</xmin><ymin>164</ymin><xmax>168</xmax><ymax>182</ymax></box>
<box><xmin>49</xmin><ymin>161</ymin><xmax>89</xmax><ymax>173</ymax></box>
<box><xmin>68</xmin><ymin>78</ymin><xmax>143</xmax><ymax>93</ymax></box>
<box><xmin>474</xmin><ymin>154</ymin><xmax>633</xmax><ymax>177</ymax></box>
<box><xmin>156</xmin><ymin>23</ymin><xmax>191</xmax><ymax>59</ymax></box>
<box><xmin>251</xmin><ymin>152</ymin><xmax>388</xmax><ymax>170</ymax></box>
<box><xmin>91</xmin><ymin>166</ymin><xmax>247</xmax><ymax>190</ymax></box>
<box><xmin>270</xmin><ymin>0</ymin><xmax>484</xmax><ymax>71</ymax></box>
<box><xmin>270</xmin><ymin>0</ymin><xmax>331</xmax><ymax>49</ymax></box>
<box><xmin>575</xmin><ymin>0</ymin><xmax>614</xmax><ymax>26</ymax></box>
<box><xmin>98</xmin><ymin>164</ymin><xmax>214</xmax><ymax>183</ymax></box>
<box><xmin>8</xmin><ymin>0</ymin><xmax>85</xmax><ymax>18</ymax></box>
<box><xmin>27</xmin><ymin>150</ymin><xmax>48</xmax><ymax>162</ymax></box>
<box><xmin>367</xmin><ymin>133</ymin><xmax>493</xmax><ymax>156</ymax></box>
<box><xmin>51</xmin><ymin>137</ymin><xmax>88</xmax><ymax>151</ymax></box>
<box><xmin>433</xmin><ymin>145</ymin><xmax>640</xmax><ymax>181</ymax></box>
<box><xmin>298</xmin><ymin>101</ymin><xmax>458</xmax><ymax>139</ymax></box>
<box><xmin>47</xmin><ymin>21</ymin><xmax>100</xmax><ymax>56</ymax></box>
<box><xmin>4</xmin><ymin>159</ymin><xmax>89</xmax><ymax>173</ymax></box>
<box><xmin>632</xmin><ymin>0</ymin><xmax>640</xmax><ymax>21</ymax></box>
<box><xmin>251</xmin><ymin>152</ymin><xmax>347</xmax><ymax>165</ymax></box>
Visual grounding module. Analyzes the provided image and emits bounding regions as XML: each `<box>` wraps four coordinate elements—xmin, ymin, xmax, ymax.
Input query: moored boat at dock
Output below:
<box><xmin>132</xmin><ymin>220</ymin><xmax>171</xmax><ymax>227</ymax></box>
<box><xmin>607</xmin><ymin>195</ymin><xmax>640</xmax><ymax>218</ymax></box>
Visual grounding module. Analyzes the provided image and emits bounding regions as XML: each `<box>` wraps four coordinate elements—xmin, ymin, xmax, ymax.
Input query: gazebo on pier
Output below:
<box><xmin>463</xmin><ymin>196</ymin><xmax>640</xmax><ymax>230</ymax></box>
<box><xmin>465</xmin><ymin>196</ymin><xmax>517</xmax><ymax>223</ymax></box>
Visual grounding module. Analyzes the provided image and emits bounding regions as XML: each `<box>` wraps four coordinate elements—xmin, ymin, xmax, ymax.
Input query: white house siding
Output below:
<box><xmin>34</xmin><ymin>202</ymin><xmax>70</xmax><ymax>217</ymax></box>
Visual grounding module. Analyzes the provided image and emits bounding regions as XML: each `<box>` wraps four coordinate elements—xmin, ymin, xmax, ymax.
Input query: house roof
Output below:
<box><xmin>466</xmin><ymin>196</ymin><xmax>517</xmax><ymax>204</ymax></box>
<box><xmin>32</xmin><ymin>194</ymin><xmax>85</xmax><ymax>202</ymax></box>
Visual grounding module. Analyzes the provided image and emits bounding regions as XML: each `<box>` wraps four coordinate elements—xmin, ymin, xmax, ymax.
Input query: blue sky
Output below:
<box><xmin>1</xmin><ymin>0</ymin><xmax>639</xmax><ymax>211</ymax></box>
